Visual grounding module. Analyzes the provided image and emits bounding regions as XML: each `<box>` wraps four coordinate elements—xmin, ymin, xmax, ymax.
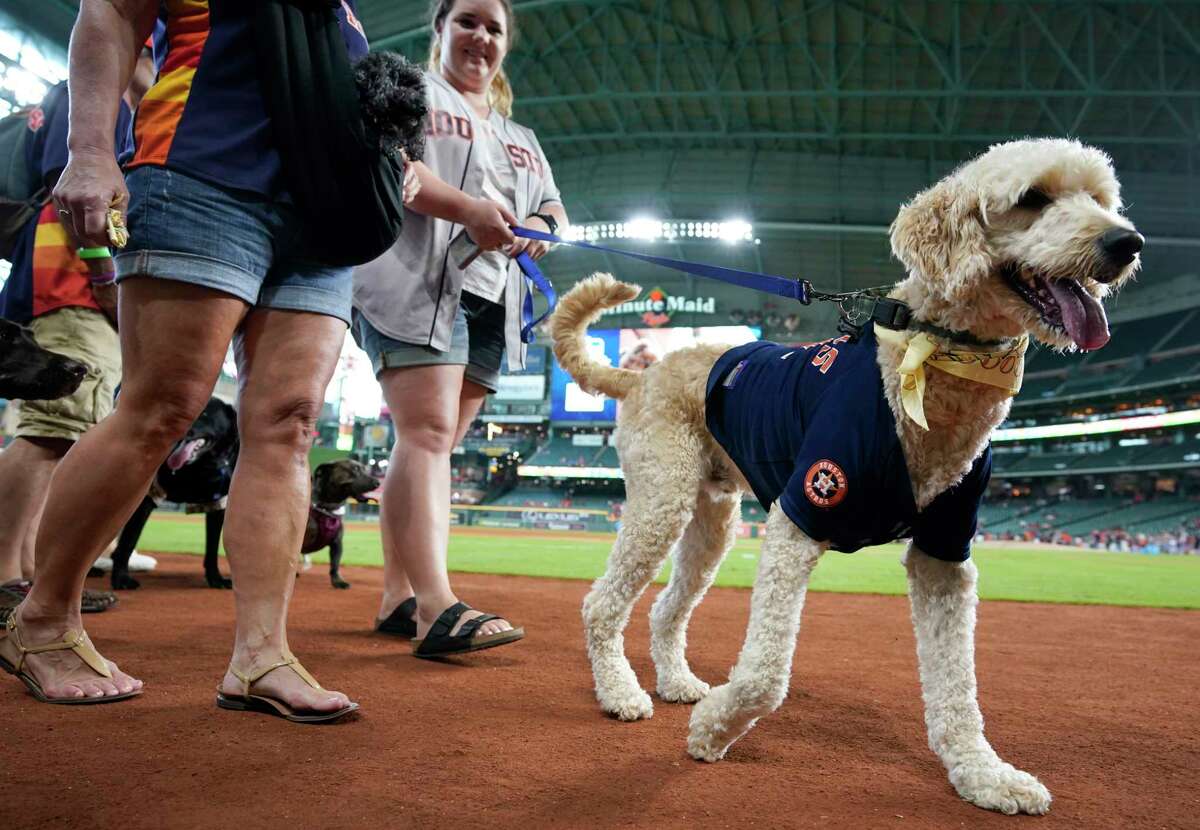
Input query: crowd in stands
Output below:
<box><xmin>1083</xmin><ymin>525</ymin><xmax>1200</xmax><ymax>555</ymax></box>
<box><xmin>981</xmin><ymin>492</ymin><xmax>1200</xmax><ymax>554</ymax></box>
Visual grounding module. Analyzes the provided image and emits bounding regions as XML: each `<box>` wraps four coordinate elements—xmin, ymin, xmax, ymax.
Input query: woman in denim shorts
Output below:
<box><xmin>8</xmin><ymin>1</ymin><xmax>372</xmax><ymax>720</ymax></box>
<box><xmin>353</xmin><ymin>0</ymin><xmax>568</xmax><ymax>657</ymax></box>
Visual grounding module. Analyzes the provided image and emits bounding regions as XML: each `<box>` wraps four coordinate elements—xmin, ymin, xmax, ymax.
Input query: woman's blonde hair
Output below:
<box><xmin>428</xmin><ymin>0</ymin><xmax>516</xmax><ymax>117</ymax></box>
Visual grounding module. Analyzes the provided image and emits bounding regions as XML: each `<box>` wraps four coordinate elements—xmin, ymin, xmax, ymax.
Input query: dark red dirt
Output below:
<box><xmin>4</xmin><ymin>553</ymin><xmax>1197</xmax><ymax>829</ymax></box>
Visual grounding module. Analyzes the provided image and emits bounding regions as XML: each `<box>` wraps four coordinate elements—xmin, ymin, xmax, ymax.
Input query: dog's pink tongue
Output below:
<box><xmin>166</xmin><ymin>438</ymin><xmax>203</xmax><ymax>471</ymax></box>
<box><xmin>1047</xmin><ymin>279</ymin><xmax>1109</xmax><ymax>350</ymax></box>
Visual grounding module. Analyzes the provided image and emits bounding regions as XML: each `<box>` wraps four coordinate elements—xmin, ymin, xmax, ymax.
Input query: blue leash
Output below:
<box><xmin>511</xmin><ymin>226</ymin><xmax>812</xmax><ymax>344</ymax></box>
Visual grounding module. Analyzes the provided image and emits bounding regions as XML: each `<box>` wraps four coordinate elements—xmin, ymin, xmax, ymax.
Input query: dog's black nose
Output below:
<box><xmin>1099</xmin><ymin>228</ymin><xmax>1144</xmax><ymax>267</ymax></box>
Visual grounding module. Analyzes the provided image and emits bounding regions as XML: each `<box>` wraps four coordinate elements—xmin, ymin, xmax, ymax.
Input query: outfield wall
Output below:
<box><xmin>448</xmin><ymin>503</ymin><xmax>766</xmax><ymax>537</ymax></box>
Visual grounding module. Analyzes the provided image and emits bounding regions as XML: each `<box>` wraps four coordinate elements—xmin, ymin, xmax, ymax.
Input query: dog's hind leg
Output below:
<box><xmin>204</xmin><ymin>509</ymin><xmax>231</xmax><ymax>589</ymax></box>
<box><xmin>583</xmin><ymin>432</ymin><xmax>704</xmax><ymax>722</ymax></box>
<box><xmin>650</xmin><ymin>487</ymin><xmax>740</xmax><ymax>704</ymax></box>
<box><xmin>688</xmin><ymin>506</ymin><xmax>823</xmax><ymax>761</ymax></box>
<box><xmin>905</xmin><ymin>546</ymin><xmax>1051</xmax><ymax>815</ymax></box>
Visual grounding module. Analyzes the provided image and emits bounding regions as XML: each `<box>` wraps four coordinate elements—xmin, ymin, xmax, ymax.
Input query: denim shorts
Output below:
<box><xmin>115</xmin><ymin>166</ymin><xmax>352</xmax><ymax>324</ymax></box>
<box><xmin>351</xmin><ymin>291</ymin><xmax>505</xmax><ymax>392</ymax></box>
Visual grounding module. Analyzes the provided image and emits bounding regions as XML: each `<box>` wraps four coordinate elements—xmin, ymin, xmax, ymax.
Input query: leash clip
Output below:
<box><xmin>834</xmin><ymin>295</ymin><xmax>876</xmax><ymax>342</ymax></box>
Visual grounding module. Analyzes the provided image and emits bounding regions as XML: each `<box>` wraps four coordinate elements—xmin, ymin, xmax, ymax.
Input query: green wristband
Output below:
<box><xmin>77</xmin><ymin>246</ymin><xmax>112</xmax><ymax>260</ymax></box>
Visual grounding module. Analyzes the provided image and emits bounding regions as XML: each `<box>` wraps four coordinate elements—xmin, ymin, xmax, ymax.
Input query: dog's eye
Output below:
<box><xmin>1015</xmin><ymin>189</ymin><xmax>1052</xmax><ymax>211</ymax></box>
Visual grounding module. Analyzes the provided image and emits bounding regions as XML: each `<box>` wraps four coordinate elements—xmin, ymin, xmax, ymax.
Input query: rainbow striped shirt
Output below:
<box><xmin>0</xmin><ymin>83</ymin><xmax>133</xmax><ymax>324</ymax></box>
<box><xmin>129</xmin><ymin>0</ymin><xmax>368</xmax><ymax>196</ymax></box>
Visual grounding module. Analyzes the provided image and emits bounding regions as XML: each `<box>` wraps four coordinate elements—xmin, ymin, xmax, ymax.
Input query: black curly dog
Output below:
<box><xmin>354</xmin><ymin>51</ymin><xmax>427</xmax><ymax>163</ymax></box>
<box><xmin>0</xmin><ymin>317</ymin><xmax>88</xmax><ymax>401</ymax></box>
<box><xmin>110</xmin><ymin>398</ymin><xmax>238</xmax><ymax>590</ymax></box>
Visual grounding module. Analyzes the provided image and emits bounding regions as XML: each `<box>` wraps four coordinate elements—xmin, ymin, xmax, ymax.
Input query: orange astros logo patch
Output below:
<box><xmin>804</xmin><ymin>460</ymin><xmax>848</xmax><ymax>508</ymax></box>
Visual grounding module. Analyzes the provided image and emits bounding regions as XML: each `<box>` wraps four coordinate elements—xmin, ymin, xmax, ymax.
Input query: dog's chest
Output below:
<box><xmin>302</xmin><ymin>507</ymin><xmax>344</xmax><ymax>553</ymax></box>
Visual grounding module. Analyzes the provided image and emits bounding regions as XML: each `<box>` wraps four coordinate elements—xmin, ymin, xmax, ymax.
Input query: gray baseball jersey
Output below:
<box><xmin>352</xmin><ymin>70</ymin><xmax>563</xmax><ymax>371</ymax></box>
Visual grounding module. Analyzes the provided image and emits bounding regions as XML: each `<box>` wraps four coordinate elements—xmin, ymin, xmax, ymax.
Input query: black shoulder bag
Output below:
<box><xmin>253</xmin><ymin>0</ymin><xmax>414</xmax><ymax>267</ymax></box>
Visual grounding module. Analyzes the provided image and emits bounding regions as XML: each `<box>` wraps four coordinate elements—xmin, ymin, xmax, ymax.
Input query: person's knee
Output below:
<box><xmin>239</xmin><ymin>394</ymin><xmax>323</xmax><ymax>452</ymax></box>
<box><xmin>121</xmin><ymin>386</ymin><xmax>211</xmax><ymax>453</ymax></box>
<box><xmin>392</xmin><ymin>413</ymin><xmax>457</xmax><ymax>455</ymax></box>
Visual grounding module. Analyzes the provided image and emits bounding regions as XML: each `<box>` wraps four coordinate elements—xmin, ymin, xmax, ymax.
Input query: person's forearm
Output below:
<box><xmin>406</xmin><ymin>161</ymin><xmax>479</xmax><ymax>224</ymax></box>
<box><xmin>67</xmin><ymin>0</ymin><xmax>156</xmax><ymax>155</ymax></box>
<box><xmin>535</xmin><ymin>203</ymin><xmax>568</xmax><ymax>231</ymax></box>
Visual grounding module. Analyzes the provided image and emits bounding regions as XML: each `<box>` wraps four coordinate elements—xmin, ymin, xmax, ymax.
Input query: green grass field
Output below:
<box><xmin>135</xmin><ymin>515</ymin><xmax>1200</xmax><ymax>609</ymax></box>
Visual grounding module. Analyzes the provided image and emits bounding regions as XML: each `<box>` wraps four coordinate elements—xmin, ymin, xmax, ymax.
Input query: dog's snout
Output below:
<box><xmin>1098</xmin><ymin>228</ymin><xmax>1144</xmax><ymax>270</ymax></box>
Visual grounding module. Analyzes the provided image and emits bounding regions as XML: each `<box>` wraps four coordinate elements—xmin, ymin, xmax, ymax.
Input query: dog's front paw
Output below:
<box><xmin>331</xmin><ymin>577</ymin><xmax>351</xmax><ymax>590</ymax></box>
<box><xmin>657</xmin><ymin>672</ymin><xmax>710</xmax><ymax>704</ymax></box>
<box><xmin>597</xmin><ymin>686</ymin><xmax>654</xmax><ymax>721</ymax></box>
<box><xmin>951</xmin><ymin>761</ymin><xmax>1051</xmax><ymax>815</ymax></box>
<box><xmin>111</xmin><ymin>572</ymin><xmax>140</xmax><ymax>590</ymax></box>
<box><xmin>206</xmin><ymin>573</ymin><xmax>233</xmax><ymax>590</ymax></box>
<box><xmin>687</xmin><ymin>683</ymin><xmax>754</xmax><ymax>762</ymax></box>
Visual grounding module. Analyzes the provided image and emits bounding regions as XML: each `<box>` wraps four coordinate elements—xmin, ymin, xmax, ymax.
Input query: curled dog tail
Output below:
<box><xmin>549</xmin><ymin>273</ymin><xmax>642</xmax><ymax>400</ymax></box>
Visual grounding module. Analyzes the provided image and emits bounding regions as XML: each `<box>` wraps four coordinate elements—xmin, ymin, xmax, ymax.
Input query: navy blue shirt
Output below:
<box><xmin>128</xmin><ymin>0</ymin><xmax>368</xmax><ymax>197</ymax></box>
<box><xmin>705</xmin><ymin>329</ymin><xmax>992</xmax><ymax>561</ymax></box>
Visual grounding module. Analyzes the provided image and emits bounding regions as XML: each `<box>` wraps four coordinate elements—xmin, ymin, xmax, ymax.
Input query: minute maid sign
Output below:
<box><xmin>599</xmin><ymin>287</ymin><xmax>717</xmax><ymax>327</ymax></box>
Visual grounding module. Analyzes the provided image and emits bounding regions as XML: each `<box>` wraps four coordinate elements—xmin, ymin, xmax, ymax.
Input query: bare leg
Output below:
<box><xmin>376</xmin><ymin>369</ymin><xmax>511</xmax><ymax>640</ymax></box>
<box><xmin>650</xmin><ymin>488</ymin><xmax>741</xmax><ymax>703</ymax></box>
<box><xmin>688</xmin><ymin>506</ymin><xmax>824</xmax><ymax>761</ymax></box>
<box><xmin>584</xmin><ymin>428</ymin><xmax>704</xmax><ymax>721</ymax></box>
<box><xmin>5</xmin><ymin>279</ymin><xmax>243</xmax><ymax>701</ymax></box>
<box><xmin>214</xmin><ymin>308</ymin><xmax>352</xmax><ymax>713</ymax></box>
<box><xmin>905</xmin><ymin>545</ymin><xmax>1051</xmax><ymax>815</ymax></box>
<box><xmin>0</xmin><ymin>438</ymin><xmax>67</xmax><ymax>583</ymax></box>
<box><xmin>377</xmin><ymin>377</ymin><xmax>485</xmax><ymax>616</ymax></box>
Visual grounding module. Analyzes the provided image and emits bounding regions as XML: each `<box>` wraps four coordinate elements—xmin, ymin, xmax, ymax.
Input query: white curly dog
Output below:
<box><xmin>548</xmin><ymin>139</ymin><xmax>1142</xmax><ymax>815</ymax></box>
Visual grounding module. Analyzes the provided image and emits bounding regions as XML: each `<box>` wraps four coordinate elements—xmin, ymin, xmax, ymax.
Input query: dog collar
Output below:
<box><xmin>835</xmin><ymin>294</ymin><xmax>1014</xmax><ymax>350</ymax></box>
<box><xmin>874</xmin><ymin>324</ymin><xmax>1028</xmax><ymax>431</ymax></box>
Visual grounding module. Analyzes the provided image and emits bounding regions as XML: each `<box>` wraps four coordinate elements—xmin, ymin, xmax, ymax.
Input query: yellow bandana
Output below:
<box><xmin>873</xmin><ymin>324</ymin><xmax>1027</xmax><ymax>431</ymax></box>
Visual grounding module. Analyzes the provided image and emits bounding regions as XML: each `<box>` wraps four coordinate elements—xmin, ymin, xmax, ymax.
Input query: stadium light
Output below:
<box><xmin>994</xmin><ymin>407</ymin><xmax>1200</xmax><ymax>441</ymax></box>
<box><xmin>626</xmin><ymin>217</ymin><xmax>660</xmax><ymax>241</ymax></box>
<box><xmin>719</xmin><ymin>219</ymin><xmax>752</xmax><ymax>244</ymax></box>
<box><xmin>560</xmin><ymin>218</ymin><xmax>755</xmax><ymax>245</ymax></box>
<box><xmin>0</xmin><ymin>20</ymin><xmax>68</xmax><ymax>112</ymax></box>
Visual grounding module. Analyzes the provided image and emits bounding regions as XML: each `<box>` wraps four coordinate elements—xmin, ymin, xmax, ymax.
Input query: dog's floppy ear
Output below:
<box><xmin>890</xmin><ymin>177</ymin><xmax>992</xmax><ymax>302</ymax></box>
<box><xmin>312</xmin><ymin>463</ymin><xmax>332</xmax><ymax>487</ymax></box>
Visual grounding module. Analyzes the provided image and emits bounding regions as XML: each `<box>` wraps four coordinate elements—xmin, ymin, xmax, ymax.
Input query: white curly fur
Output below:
<box><xmin>549</xmin><ymin>139</ymin><xmax>1141</xmax><ymax>816</ymax></box>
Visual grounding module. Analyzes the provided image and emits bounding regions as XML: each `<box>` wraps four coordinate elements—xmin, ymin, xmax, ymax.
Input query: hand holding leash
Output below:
<box><xmin>463</xmin><ymin>197</ymin><xmax>516</xmax><ymax>252</ymax></box>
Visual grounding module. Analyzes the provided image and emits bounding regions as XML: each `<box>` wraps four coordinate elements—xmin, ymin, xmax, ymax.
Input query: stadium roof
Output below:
<box><xmin>12</xmin><ymin>0</ymin><xmax>1200</xmax><ymax>314</ymax></box>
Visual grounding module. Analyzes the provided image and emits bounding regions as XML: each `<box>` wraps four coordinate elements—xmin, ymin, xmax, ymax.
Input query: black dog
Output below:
<box><xmin>110</xmin><ymin>398</ymin><xmax>239</xmax><ymax>590</ymax></box>
<box><xmin>303</xmin><ymin>459</ymin><xmax>379</xmax><ymax>589</ymax></box>
<box><xmin>0</xmin><ymin>317</ymin><xmax>88</xmax><ymax>401</ymax></box>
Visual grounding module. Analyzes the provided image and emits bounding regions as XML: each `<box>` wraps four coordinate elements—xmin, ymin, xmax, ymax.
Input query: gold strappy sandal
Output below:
<box><xmin>215</xmin><ymin>654</ymin><xmax>358</xmax><ymax>723</ymax></box>
<box><xmin>0</xmin><ymin>615</ymin><xmax>141</xmax><ymax>704</ymax></box>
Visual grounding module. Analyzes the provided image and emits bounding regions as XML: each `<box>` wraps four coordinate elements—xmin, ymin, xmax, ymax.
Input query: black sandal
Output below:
<box><xmin>374</xmin><ymin>597</ymin><xmax>417</xmax><ymax>638</ymax></box>
<box><xmin>411</xmin><ymin>602</ymin><xmax>524</xmax><ymax>658</ymax></box>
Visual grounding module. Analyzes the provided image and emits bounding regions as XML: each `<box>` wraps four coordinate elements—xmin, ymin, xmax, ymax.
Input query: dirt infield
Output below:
<box><xmin>4</xmin><ymin>554</ymin><xmax>1197</xmax><ymax>829</ymax></box>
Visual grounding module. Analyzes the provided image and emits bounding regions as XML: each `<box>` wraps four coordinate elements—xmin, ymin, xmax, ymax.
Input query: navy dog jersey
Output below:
<box><xmin>704</xmin><ymin>328</ymin><xmax>991</xmax><ymax>561</ymax></box>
